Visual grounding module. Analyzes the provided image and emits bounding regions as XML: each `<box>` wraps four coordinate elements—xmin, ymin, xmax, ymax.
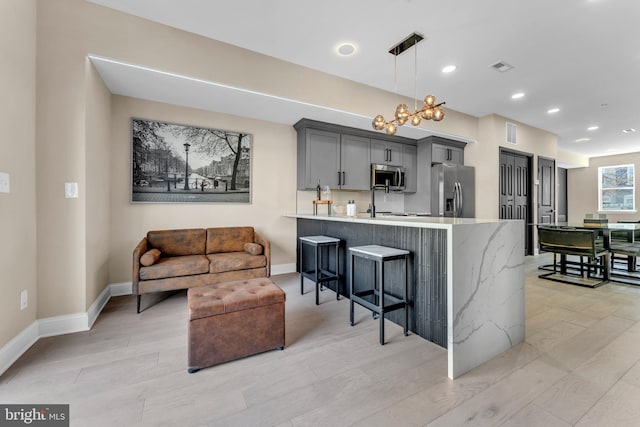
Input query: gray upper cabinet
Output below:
<box><xmin>295</xmin><ymin>119</ymin><xmax>416</xmax><ymax>191</ymax></box>
<box><xmin>371</xmin><ymin>139</ymin><xmax>404</xmax><ymax>166</ymax></box>
<box><xmin>431</xmin><ymin>143</ymin><xmax>464</xmax><ymax>165</ymax></box>
<box><xmin>340</xmin><ymin>134</ymin><xmax>370</xmax><ymax>190</ymax></box>
<box><xmin>300</xmin><ymin>128</ymin><xmax>340</xmax><ymax>189</ymax></box>
<box><xmin>402</xmin><ymin>144</ymin><xmax>418</xmax><ymax>193</ymax></box>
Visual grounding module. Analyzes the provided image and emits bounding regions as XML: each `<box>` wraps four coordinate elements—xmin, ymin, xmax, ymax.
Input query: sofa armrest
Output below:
<box><xmin>254</xmin><ymin>231</ymin><xmax>271</xmax><ymax>276</ymax></box>
<box><xmin>132</xmin><ymin>237</ymin><xmax>148</xmax><ymax>295</ymax></box>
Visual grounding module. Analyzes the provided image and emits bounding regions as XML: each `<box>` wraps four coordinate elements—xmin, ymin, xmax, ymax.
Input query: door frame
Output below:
<box><xmin>499</xmin><ymin>147</ymin><xmax>534</xmax><ymax>256</ymax></box>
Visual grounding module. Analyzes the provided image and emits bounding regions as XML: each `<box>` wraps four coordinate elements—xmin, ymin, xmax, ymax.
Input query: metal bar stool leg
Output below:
<box><xmin>315</xmin><ymin>244</ymin><xmax>320</xmax><ymax>306</ymax></box>
<box><xmin>299</xmin><ymin>239</ymin><xmax>304</xmax><ymax>295</ymax></box>
<box><xmin>335</xmin><ymin>242</ymin><xmax>340</xmax><ymax>300</ymax></box>
<box><xmin>349</xmin><ymin>252</ymin><xmax>355</xmax><ymax>326</ymax></box>
<box><xmin>404</xmin><ymin>255</ymin><xmax>409</xmax><ymax>336</ymax></box>
<box><xmin>379</xmin><ymin>258</ymin><xmax>385</xmax><ymax>345</ymax></box>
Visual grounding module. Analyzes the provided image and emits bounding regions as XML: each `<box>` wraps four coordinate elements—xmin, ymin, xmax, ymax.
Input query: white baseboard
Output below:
<box><xmin>0</xmin><ymin>321</ymin><xmax>39</xmax><ymax>377</ymax></box>
<box><xmin>109</xmin><ymin>281</ymin><xmax>132</xmax><ymax>296</ymax></box>
<box><xmin>271</xmin><ymin>263</ymin><xmax>296</xmax><ymax>275</ymax></box>
<box><xmin>0</xmin><ymin>281</ymin><xmax>131</xmax><ymax>377</ymax></box>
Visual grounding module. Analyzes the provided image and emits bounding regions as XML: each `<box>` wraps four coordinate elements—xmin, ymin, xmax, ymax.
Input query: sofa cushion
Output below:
<box><xmin>206</xmin><ymin>227</ymin><xmax>254</xmax><ymax>254</ymax></box>
<box><xmin>140</xmin><ymin>255</ymin><xmax>209</xmax><ymax>280</ymax></box>
<box><xmin>244</xmin><ymin>242</ymin><xmax>263</xmax><ymax>256</ymax></box>
<box><xmin>207</xmin><ymin>252</ymin><xmax>266</xmax><ymax>274</ymax></box>
<box><xmin>140</xmin><ymin>249</ymin><xmax>161</xmax><ymax>266</ymax></box>
<box><xmin>147</xmin><ymin>229</ymin><xmax>206</xmax><ymax>256</ymax></box>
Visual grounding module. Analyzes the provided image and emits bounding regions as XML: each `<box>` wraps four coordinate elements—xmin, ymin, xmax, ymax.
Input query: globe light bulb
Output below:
<box><xmin>386</xmin><ymin>122</ymin><xmax>397</xmax><ymax>135</ymax></box>
<box><xmin>424</xmin><ymin>95</ymin><xmax>436</xmax><ymax>107</ymax></box>
<box><xmin>411</xmin><ymin>115</ymin><xmax>422</xmax><ymax>126</ymax></box>
<box><xmin>433</xmin><ymin>106</ymin><xmax>445</xmax><ymax>121</ymax></box>
<box><xmin>421</xmin><ymin>107</ymin><xmax>434</xmax><ymax>120</ymax></box>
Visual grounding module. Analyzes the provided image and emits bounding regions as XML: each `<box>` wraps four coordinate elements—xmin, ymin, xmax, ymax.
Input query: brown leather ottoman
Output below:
<box><xmin>187</xmin><ymin>277</ymin><xmax>285</xmax><ymax>373</ymax></box>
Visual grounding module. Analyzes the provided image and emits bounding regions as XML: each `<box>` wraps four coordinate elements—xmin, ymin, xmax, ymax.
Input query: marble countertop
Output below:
<box><xmin>287</xmin><ymin>213</ymin><xmax>518</xmax><ymax>229</ymax></box>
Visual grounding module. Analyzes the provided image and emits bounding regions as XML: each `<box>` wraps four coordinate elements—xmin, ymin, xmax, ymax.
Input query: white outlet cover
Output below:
<box><xmin>0</xmin><ymin>172</ymin><xmax>9</xmax><ymax>193</ymax></box>
<box><xmin>20</xmin><ymin>289</ymin><xmax>28</xmax><ymax>310</ymax></box>
<box><xmin>65</xmin><ymin>182</ymin><xmax>79</xmax><ymax>198</ymax></box>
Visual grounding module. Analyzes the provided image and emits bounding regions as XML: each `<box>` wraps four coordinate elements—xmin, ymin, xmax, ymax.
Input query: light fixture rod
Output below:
<box><xmin>388</xmin><ymin>32</ymin><xmax>424</xmax><ymax>56</ymax></box>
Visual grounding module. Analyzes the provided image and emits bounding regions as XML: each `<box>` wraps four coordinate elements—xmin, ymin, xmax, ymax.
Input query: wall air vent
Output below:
<box><xmin>490</xmin><ymin>61</ymin><xmax>514</xmax><ymax>73</ymax></box>
<box><xmin>506</xmin><ymin>122</ymin><xmax>517</xmax><ymax>144</ymax></box>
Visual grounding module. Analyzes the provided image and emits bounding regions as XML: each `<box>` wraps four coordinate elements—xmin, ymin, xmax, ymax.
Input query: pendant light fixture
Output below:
<box><xmin>372</xmin><ymin>32</ymin><xmax>445</xmax><ymax>135</ymax></box>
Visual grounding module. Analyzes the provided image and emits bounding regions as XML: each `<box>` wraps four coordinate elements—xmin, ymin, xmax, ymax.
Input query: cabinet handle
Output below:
<box><xmin>342</xmin><ymin>171</ymin><xmax>345</xmax><ymax>185</ymax></box>
<box><xmin>337</xmin><ymin>171</ymin><xmax>341</xmax><ymax>186</ymax></box>
<box><xmin>447</xmin><ymin>148</ymin><xmax>451</xmax><ymax>161</ymax></box>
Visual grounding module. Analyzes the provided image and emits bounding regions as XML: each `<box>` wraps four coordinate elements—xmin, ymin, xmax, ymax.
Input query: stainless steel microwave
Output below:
<box><xmin>371</xmin><ymin>163</ymin><xmax>405</xmax><ymax>191</ymax></box>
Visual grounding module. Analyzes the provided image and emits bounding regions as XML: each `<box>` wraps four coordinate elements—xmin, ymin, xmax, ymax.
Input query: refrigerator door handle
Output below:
<box><xmin>453</xmin><ymin>182</ymin><xmax>459</xmax><ymax>217</ymax></box>
<box><xmin>457</xmin><ymin>182</ymin><xmax>463</xmax><ymax>217</ymax></box>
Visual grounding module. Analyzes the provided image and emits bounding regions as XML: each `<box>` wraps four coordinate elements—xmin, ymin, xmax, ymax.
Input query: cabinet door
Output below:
<box><xmin>386</xmin><ymin>141</ymin><xmax>404</xmax><ymax>166</ymax></box>
<box><xmin>340</xmin><ymin>134</ymin><xmax>370</xmax><ymax>190</ymax></box>
<box><xmin>305</xmin><ymin>129</ymin><xmax>340</xmax><ymax>189</ymax></box>
<box><xmin>402</xmin><ymin>144</ymin><xmax>417</xmax><ymax>193</ymax></box>
<box><xmin>370</xmin><ymin>139</ymin><xmax>388</xmax><ymax>164</ymax></box>
<box><xmin>432</xmin><ymin>143</ymin><xmax>463</xmax><ymax>165</ymax></box>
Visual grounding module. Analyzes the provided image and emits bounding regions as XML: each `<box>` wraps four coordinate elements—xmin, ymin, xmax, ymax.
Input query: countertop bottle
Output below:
<box><xmin>316</xmin><ymin>179</ymin><xmax>321</xmax><ymax>200</ymax></box>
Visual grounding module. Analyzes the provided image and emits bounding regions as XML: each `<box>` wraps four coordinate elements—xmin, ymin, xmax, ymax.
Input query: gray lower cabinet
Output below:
<box><xmin>296</xmin><ymin>127</ymin><xmax>370</xmax><ymax>190</ymax></box>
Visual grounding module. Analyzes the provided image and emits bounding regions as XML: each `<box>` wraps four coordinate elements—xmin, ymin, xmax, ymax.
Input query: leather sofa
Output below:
<box><xmin>133</xmin><ymin>227</ymin><xmax>270</xmax><ymax>312</ymax></box>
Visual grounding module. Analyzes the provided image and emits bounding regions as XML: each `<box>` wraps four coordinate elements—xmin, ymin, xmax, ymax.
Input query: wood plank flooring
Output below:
<box><xmin>2</xmin><ymin>254</ymin><xmax>640</xmax><ymax>426</ymax></box>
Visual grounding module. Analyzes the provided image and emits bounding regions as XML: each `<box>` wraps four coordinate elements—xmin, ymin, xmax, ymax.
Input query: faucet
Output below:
<box><xmin>370</xmin><ymin>179</ymin><xmax>390</xmax><ymax>218</ymax></box>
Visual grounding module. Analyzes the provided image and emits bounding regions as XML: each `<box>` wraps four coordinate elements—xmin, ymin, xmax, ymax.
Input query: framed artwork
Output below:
<box><xmin>131</xmin><ymin>118</ymin><xmax>252</xmax><ymax>203</ymax></box>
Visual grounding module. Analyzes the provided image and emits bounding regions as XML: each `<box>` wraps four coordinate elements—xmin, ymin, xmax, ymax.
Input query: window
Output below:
<box><xmin>598</xmin><ymin>164</ymin><xmax>635</xmax><ymax>212</ymax></box>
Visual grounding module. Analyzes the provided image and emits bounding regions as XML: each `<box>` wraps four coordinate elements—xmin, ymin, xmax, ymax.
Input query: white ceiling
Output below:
<box><xmin>87</xmin><ymin>0</ymin><xmax>640</xmax><ymax>158</ymax></box>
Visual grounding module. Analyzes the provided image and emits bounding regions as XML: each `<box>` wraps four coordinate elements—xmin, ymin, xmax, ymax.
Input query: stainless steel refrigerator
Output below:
<box><xmin>431</xmin><ymin>163</ymin><xmax>475</xmax><ymax>217</ymax></box>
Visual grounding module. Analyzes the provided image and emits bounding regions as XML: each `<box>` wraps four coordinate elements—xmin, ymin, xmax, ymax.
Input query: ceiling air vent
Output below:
<box><xmin>506</xmin><ymin>122</ymin><xmax>517</xmax><ymax>144</ymax></box>
<box><xmin>490</xmin><ymin>61</ymin><xmax>514</xmax><ymax>73</ymax></box>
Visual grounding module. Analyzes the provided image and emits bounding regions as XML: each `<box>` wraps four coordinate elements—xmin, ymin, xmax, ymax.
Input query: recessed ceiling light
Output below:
<box><xmin>442</xmin><ymin>65</ymin><xmax>456</xmax><ymax>73</ymax></box>
<box><xmin>587</xmin><ymin>126</ymin><xmax>599</xmax><ymax>131</ymax></box>
<box><xmin>575</xmin><ymin>138</ymin><xmax>591</xmax><ymax>142</ymax></box>
<box><xmin>547</xmin><ymin>108</ymin><xmax>560</xmax><ymax>114</ymax></box>
<box><xmin>511</xmin><ymin>92</ymin><xmax>525</xmax><ymax>99</ymax></box>
<box><xmin>622</xmin><ymin>128</ymin><xmax>637</xmax><ymax>133</ymax></box>
<box><xmin>337</xmin><ymin>43</ymin><xmax>356</xmax><ymax>56</ymax></box>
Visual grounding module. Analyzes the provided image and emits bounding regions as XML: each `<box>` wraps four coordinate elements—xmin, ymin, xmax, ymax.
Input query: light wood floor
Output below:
<box><xmin>2</xmin><ymin>255</ymin><xmax>640</xmax><ymax>426</ymax></box>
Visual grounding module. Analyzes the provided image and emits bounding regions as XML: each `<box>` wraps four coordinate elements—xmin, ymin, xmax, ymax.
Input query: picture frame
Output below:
<box><xmin>131</xmin><ymin>118</ymin><xmax>252</xmax><ymax>203</ymax></box>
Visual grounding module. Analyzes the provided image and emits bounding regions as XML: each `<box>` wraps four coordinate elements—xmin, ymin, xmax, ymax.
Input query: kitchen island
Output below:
<box><xmin>289</xmin><ymin>214</ymin><xmax>525</xmax><ymax>379</ymax></box>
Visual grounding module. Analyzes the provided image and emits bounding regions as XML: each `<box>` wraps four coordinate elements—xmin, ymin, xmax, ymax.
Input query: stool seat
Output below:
<box><xmin>299</xmin><ymin>235</ymin><xmax>341</xmax><ymax>305</ymax></box>
<box><xmin>299</xmin><ymin>235</ymin><xmax>341</xmax><ymax>245</ymax></box>
<box><xmin>349</xmin><ymin>245</ymin><xmax>409</xmax><ymax>259</ymax></box>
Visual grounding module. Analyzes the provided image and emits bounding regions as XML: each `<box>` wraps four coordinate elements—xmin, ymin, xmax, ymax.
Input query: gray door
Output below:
<box><xmin>500</xmin><ymin>149</ymin><xmax>533</xmax><ymax>255</ymax></box>
<box><xmin>340</xmin><ymin>134</ymin><xmax>370</xmax><ymax>190</ymax></box>
<box><xmin>557</xmin><ymin>167</ymin><xmax>568</xmax><ymax>222</ymax></box>
<box><xmin>305</xmin><ymin>129</ymin><xmax>340</xmax><ymax>189</ymax></box>
<box><xmin>538</xmin><ymin>157</ymin><xmax>556</xmax><ymax>224</ymax></box>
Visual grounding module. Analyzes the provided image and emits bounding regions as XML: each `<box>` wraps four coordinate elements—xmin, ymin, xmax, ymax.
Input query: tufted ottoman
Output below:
<box><xmin>187</xmin><ymin>277</ymin><xmax>285</xmax><ymax>373</ymax></box>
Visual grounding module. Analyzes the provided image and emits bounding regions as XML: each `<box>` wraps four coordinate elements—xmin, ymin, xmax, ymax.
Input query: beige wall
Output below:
<box><xmin>468</xmin><ymin>114</ymin><xmax>558</xmax><ymax>219</ymax></box>
<box><xmin>85</xmin><ymin>61</ymin><xmax>112</xmax><ymax>307</ymax></box>
<box><xmin>109</xmin><ymin>96</ymin><xmax>297</xmax><ymax>283</ymax></box>
<box><xmin>0</xmin><ymin>0</ymin><xmax>37</xmax><ymax>347</ymax></box>
<box><xmin>568</xmin><ymin>153</ymin><xmax>640</xmax><ymax>223</ymax></box>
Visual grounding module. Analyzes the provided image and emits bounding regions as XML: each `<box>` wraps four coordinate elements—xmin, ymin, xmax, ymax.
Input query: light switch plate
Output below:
<box><xmin>65</xmin><ymin>182</ymin><xmax>79</xmax><ymax>198</ymax></box>
<box><xmin>0</xmin><ymin>172</ymin><xmax>9</xmax><ymax>193</ymax></box>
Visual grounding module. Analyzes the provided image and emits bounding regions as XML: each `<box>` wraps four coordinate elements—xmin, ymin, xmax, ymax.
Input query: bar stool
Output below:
<box><xmin>298</xmin><ymin>235</ymin><xmax>341</xmax><ymax>305</ymax></box>
<box><xmin>349</xmin><ymin>244</ymin><xmax>409</xmax><ymax>345</ymax></box>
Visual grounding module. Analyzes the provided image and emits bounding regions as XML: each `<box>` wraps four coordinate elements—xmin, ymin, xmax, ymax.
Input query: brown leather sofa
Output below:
<box><xmin>133</xmin><ymin>227</ymin><xmax>270</xmax><ymax>312</ymax></box>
